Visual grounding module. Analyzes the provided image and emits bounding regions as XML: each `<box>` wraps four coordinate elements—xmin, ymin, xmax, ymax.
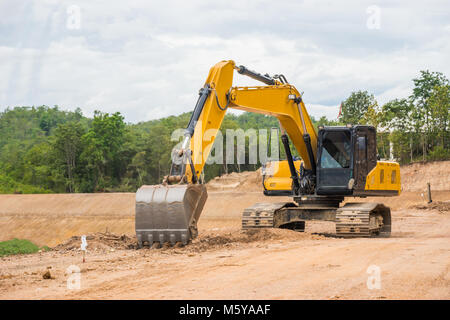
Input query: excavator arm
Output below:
<box><xmin>175</xmin><ymin>60</ymin><xmax>317</xmax><ymax>185</ymax></box>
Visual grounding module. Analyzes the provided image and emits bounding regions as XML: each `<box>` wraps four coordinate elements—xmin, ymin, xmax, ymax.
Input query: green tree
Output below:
<box><xmin>379</xmin><ymin>99</ymin><xmax>415</xmax><ymax>161</ymax></box>
<box><xmin>428</xmin><ymin>85</ymin><xmax>450</xmax><ymax>149</ymax></box>
<box><xmin>410</xmin><ymin>70</ymin><xmax>449</xmax><ymax>158</ymax></box>
<box><xmin>80</xmin><ymin>111</ymin><xmax>126</xmax><ymax>191</ymax></box>
<box><xmin>53</xmin><ymin>122</ymin><xmax>85</xmax><ymax>192</ymax></box>
<box><xmin>339</xmin><ymin>91</ymin><xmax>377</xmax><ymax>125</ymax></box>
<box><xmin>315</xmin><ymin>116</ymin><xmax>339</xmax><ymax>128</ymax></box>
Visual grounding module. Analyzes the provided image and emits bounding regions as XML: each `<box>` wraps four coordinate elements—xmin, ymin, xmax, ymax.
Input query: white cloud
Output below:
<box><xmin>0</xmin><ymin>0</ymin><xmax>449</xmax><ymax>123</ymax></box>
<box><xmin>306</xmin><ymin>103</ymin><xmax>341</xmax><ymax>121</ymax></box>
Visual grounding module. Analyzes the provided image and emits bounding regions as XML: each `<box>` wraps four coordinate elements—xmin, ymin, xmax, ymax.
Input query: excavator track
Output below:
<box><xmin>241</xmin><ymin>202</ymin><xmax>288</xmax><ymax>229</ymax></box>
<box><xmin>335</xmin><ymin>202</ymin><xmax>391</xmax><ymax>238</ymax></box>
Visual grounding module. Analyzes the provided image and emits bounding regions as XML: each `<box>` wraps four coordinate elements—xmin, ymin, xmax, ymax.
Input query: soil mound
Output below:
<box><xmin>400</xmin><ymin>160</ymin><xmax>450</xmax><ymax>191</ymax></box>
<box><xmin>207</xmin><ymin>169</ymin><xmax>262</xmax><ymax>191</ymax></box>
<box><xmin>187</xmin><ymin>228</ymin><xmax>326</xmax><ymax>252</ymax></box>
<box><xmin>53</xmin><ymin>228</ymin><xmax>325</xmax><ymax>254</ymax></box>
<box><xmin>53</xmin><ymin>232</ymin><xmax>136</xmax><ymax>252</ymax></box>
<box><xmin>410</xmin><ymin>200</ymin><xmax>450</xmax><ymax>213</ymax></box>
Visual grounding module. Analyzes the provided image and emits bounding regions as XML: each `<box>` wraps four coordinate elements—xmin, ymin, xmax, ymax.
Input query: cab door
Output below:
<box><xmin>353</xmin><ymin>126</ymin><xmax>377</xmax><ymax>192</ymax></box>
<box><xmin>316</xmin><ymin>128</ymin><xmax>353</xmax><ymax>195</ymax></box>
<box><xmin>354</xmin><ymin>132</ymin><xmax>368</xmax><ymax>190</ymax></box>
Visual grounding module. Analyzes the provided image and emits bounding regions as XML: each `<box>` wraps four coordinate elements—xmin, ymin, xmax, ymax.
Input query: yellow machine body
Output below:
<box><xmin>263</xmin><ymin>160</ymin><xmax>302</xmax><ymax>193</ymax></box>
<box><xmin>365</xmin><ymin>161</ymin><xmax>401</xmax><ymax>194</ymax></box>
<box><xmin>263</xmin><ymin>160</ymin><xmax>401</xmax><ymax>196</ymax></box>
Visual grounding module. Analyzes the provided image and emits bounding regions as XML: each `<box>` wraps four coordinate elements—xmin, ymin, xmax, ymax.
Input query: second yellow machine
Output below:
<box><xmin>135</xmin><ymin>60</ymin><xmax>401</xmax><ymax>247</ymax></box>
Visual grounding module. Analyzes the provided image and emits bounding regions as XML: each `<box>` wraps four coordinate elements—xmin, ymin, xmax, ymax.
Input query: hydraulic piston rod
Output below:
<box><xmin>236</xmin><ymin>65</ymin><xmax>276</xmax><ymax>85</ymax></box>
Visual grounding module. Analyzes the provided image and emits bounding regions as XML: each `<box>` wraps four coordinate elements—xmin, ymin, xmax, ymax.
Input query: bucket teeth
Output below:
<box><xmin>170</xmin><ymin>234</ymin><xmax>176</xmax><ymax>245</ymax></box>
<box><xmin>140</xmin><ymin>241</ymin><xmax>185</xmax><ymax>250</ymax></box>
<box><xmin>135</xmin><ymin>184</ymin><xmax>207</xmax><ymax>247</ymax></box>
<box><xmin>161</xmin><ymin>242</ymin><xmax>171</xmax><ymax>250</ymax></box>
<box><xmin>151</xmin><ymin>242</ymin><xmax>160</xmax><ymax>249</ymax></box>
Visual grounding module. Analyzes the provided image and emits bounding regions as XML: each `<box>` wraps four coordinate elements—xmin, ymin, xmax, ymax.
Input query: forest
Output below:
<box><xmin>0</xmin><ymin>70</ymin><xmax>448</xmax><ymax>194</ymax></box>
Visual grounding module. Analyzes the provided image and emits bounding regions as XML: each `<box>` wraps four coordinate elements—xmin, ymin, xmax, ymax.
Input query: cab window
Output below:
<box><xmin>320</xmin><ymin>131</ymin><xmax>351</xmax><ymax>169</ymax></box>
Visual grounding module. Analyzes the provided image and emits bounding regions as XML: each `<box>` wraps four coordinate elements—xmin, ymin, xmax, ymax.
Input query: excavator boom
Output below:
<box><xmin>178</xmin><ymin>60</ymin><xmax>317</xmax><ymax>183</ymax></box>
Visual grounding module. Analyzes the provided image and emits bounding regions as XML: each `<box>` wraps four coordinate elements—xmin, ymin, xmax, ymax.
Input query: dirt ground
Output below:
<box><xmin>0</xmin><ymin>161</ymin><xmax>449</xmax><ymax>300</ymax></box>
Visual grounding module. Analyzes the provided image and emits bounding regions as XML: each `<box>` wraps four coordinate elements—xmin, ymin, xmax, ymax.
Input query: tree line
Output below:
<box><xmin>333</xmin><ymin>70</ymin><xmax>449</xmax><ymax>163</ymax></box>
<box><xmin>0</xmin><ymin>70</ymin><xmax>448</xmax><ymax>194</ymax></box>
<box><xmin>0</xmin><ymin>106</ymin><xmax>282</xmax><ymax>193</ymax></box>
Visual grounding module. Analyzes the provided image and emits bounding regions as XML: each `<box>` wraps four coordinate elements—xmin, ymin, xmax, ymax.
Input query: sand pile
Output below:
<box><xmin>401</xmin><ymin>160</ymin><xmax>450</xmax><ymax>191</ymax></box>
<box><xmin>410</xmin><ymin>200</ymin><xmax>450</xmax><ymax>213</ymax></box>
<box><xmin>206</xmin><ymin>169</ymin><xmax>262</xmax><ymax>191</ymax></box>
<box><xmin>186</xmin><ymin>228</ymin><xmax>326</xmax><ymax>252</ymax></box>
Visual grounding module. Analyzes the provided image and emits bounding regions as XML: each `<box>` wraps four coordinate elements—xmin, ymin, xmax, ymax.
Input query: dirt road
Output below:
<box><xmin>0</xmin><ymin>202</ymin><xmax>449</xmax><ymax>299</ymax></box>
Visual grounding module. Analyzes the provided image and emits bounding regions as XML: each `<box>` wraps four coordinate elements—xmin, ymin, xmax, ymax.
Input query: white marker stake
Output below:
<box><xmin>81</xmin><ymin>235</ymin><xmax>88</xmax><ymax>263</ymax></box>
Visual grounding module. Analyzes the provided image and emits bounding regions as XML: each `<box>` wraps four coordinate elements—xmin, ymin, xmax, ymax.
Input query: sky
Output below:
<box><xmin>0</xmin><ymin>0</ymin><xmax>449</xmax><ymax>123</ymax></box>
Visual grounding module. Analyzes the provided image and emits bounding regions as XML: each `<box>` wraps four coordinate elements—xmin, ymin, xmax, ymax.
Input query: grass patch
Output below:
<box><xmin>0</xmin><ymin>239</ymin><xmax>50</xmax><ymax>257</ymax></box>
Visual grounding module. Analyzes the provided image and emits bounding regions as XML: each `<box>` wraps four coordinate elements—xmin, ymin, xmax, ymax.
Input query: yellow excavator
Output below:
<box><xmin>135</xmin><ymin>60</ymin><xmax>401</xmax><ymax>247</ymax></box>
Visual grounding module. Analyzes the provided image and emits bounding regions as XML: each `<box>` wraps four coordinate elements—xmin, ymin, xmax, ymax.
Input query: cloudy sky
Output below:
<box><xmin>1</xmin><ymin>0</ymin><xmax>449</xmax><ymax>123</ymax></box>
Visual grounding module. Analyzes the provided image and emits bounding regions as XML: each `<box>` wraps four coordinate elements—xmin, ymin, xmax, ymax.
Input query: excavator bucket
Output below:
<box><xmin>135</xmin><ymin>184</ymin><xmax>208</xmax><ymax>247</ymax></box>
